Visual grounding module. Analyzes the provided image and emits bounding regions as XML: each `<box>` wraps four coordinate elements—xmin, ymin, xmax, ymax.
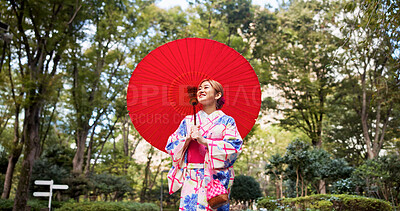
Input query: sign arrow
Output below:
<box><xmin>35</xmin><ymin>180</ymin><xmax>54</xmax><ymax>185</ymax></box>
<box><xmin>33</xmin><ymin>192</ymin><xmax>51</xmax><ymax>197</ymax></box>
<box><xmin>53</xmin><ymin>185</ymin><xmax>69</xmax><ymax>190</ymax></box>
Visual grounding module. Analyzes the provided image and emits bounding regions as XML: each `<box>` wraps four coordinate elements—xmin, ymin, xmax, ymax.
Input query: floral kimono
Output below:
<box><xmin>165</xmin><ymin>110</ymin><xmax>243</xmax><ymax>211</ymax></box>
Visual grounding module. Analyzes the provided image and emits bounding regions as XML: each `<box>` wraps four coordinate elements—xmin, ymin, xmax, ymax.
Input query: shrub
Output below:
<box><xmin>0</xmin><ymin>198</ymin><xmax>14</xmax><ymax>211</ymax></box>
<box><xmin>257</xmin><ymin>194</ymin><xmax>393</xmax><ymax>211</ymax></box>
<box><xmin>231</xmin><ymin>175</ymin><xmax>263</xmax><ymax>204</ymax></box>
<box><xmin>257</xmin><ymin>196</ymin><xmax>278</xmax><ymax>210</ymax></box>
<box><xmin>0</xmin><ymin>198</ymin><xmax>64</xmax><ymax>211</ymax></box>
<box><xmin>55</xmin><ymin>201</ymin><xmax>158</xmax><ymax>211</ymax></box>
<box><xmin>309</xmin><ymin>200</ymin><xmax>333</xmax><ymax>210</ymax></box>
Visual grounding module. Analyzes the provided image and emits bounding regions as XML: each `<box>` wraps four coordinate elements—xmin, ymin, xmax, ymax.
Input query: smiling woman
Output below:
<box><xmin>165</xmin><ymin>79</ymin><xmax>243</xmax><ymax>210</ymax></box>
<box><xmin>197</xmin><ymin>79</ymin><xmax>224</xmax><ymax>114</ymax></box>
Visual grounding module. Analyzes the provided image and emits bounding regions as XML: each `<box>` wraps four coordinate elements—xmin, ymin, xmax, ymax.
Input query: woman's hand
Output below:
<box><xmin>190</xmin><ymin>125</ymin><xmax>208</xmax><ymax>146</ymax></box>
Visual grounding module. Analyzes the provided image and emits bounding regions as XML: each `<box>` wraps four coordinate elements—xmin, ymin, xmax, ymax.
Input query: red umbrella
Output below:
<box><xmin>127</xmin><ymin>38</ymin><xmax>261</xmax><ymax>153</ymax></box>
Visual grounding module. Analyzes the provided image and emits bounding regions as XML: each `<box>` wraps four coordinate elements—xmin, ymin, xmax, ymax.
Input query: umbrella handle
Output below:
<box><xmin>193</xmin><ymin>105</ymin><xmax>196</xmax><ymax>125</ymax></box>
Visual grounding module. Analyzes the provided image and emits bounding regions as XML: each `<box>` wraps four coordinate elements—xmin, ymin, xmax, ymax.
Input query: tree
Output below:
<box><xmin>324</xmin><ymin>91</ymin><xmax>367</xmax><ymax>166</ymax></box>
<box><xmin>30</xmin><ymin>145</ymin><xmax>73</xmax><ymax>201</ymax></box>
<box><xmin>265</xmin><ymin>154</ymin><xmax>285</xmax><ymax>198</ymax></box>
<box><xmin>231</xmin><ymin>175</ymin><xmax>263</xmax><ymax>208</ymax></box>
<box><xmin>66</xmin><ymin>0</ymin><xmax>138</xmax><ymax>175</ymax></box>
<box><xmin>2</xmin><ymin>0</ymin><xmax>85</xmax><ymax>209</ymax></box>
<box><xmin>187</xmin><ymin>0</ymin><xmax>254</xmax><ymax>52</ymax></box>
<box><xmin>261</xmin><ymin>0</ymin><xmax>342</xmax><ymax>147</ymax></box>
<box><xmin>215</xmin><ymin>0</ymin><xmax>253</xmax><ymax>46</ymax></box>
<box><xmin>336</xmin><ymin>0</ymin><xmax>400</xmax><ymax>159</ymax></box>
<box><xmin>273</xmin><ymin>139</ymin><xmax>354</xmax><ymax>198</ymax></box>
<box><xmin>283</xmin><ymin>139</ymin><xmax>311</xmax><ymax>197</ymax></box>
<box><xmin>0</xmin><ymin>51</ymin><xmax>23</xmax><ymax>199</ymax></box>
<box><xmin>307</xmin><ymin>149</ymin><xmax>353</xmax><ymax>194</ymax></box>
<box><xmin>89</xmin><ymin>173</ymin><xmax>134</xmax><ymax>201</ymax></box>
<box><xmin>351</xmin><ymin>154</ymin><xmax>400</xmax><ymax>206</ymax></box>
<box><xmin>235</xmin><ymin>124</ymin><xmax>304</xmax><ymax>195</ymax></box>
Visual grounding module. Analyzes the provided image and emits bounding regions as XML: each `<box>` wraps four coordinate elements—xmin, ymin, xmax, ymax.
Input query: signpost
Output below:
<box><xmin>160</xmin><ymin>169</ymin><xmax>169</xmax><ymax>211</ymax></box>
<box><xmin>33</xmin><ymin>180</ymin><xmax>69</xmax><ymax>211</ymax></box>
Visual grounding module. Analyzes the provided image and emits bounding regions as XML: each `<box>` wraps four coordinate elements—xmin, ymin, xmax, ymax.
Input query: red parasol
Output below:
<box><xmin>127</xmin><ymin>38</ymin><xmax>261</xmax><ymax>153</ymax></box>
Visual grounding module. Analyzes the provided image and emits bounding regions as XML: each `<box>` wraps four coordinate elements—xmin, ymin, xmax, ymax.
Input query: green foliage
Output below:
<box><xmin>31</xmin><ymin>145</ymin><xmax>73</xmax><ymax>183</ymax></box>
<box><xmin>55</xmin><ymin>201</ymin><xmax>158</xmax><ymax>211</ymax></box>
<box><xmin>0</xmin><ymin>198</ymin><xmax>13</xmax><ymax>211</ymax></box>
<box><xmin>256</xmin><ymin>196</ymin><xmax>278</xmax><ymax>210</ymax></box>
<box><xmin>0</xmin><ymin>198</ymin><xmax>64</xmax><ymax>211</ymax></box>
<box><xmin>331</xmin><ymin>178</ymin><xmax>356</xmax><ymax>195</ymax></box>
<box><xmin>257</xmin><ymin>194</ymin><xmax>393</xmax><ymax>211</ymax></box>
<box><xmin>260</xmin><ymin>0</ymin><xmax>342</xmax><ymax>147</ymax></box>
<box><xmin>335</xmin><ymin>0</ymin><xmax>400</xmax><ymax>159</ymax></box>
<box><xmin>265</xmin><ymin>154</ymin><xmax>285</xmax><ymax>181</ymax></box>
<box><xmin>0</xmin><ymin>148</ymin><xmax>8</xmax><ymax>174</ymax></box>
<box><xmin>231</xmin><ymin>175</ymin><xmax>263</xmax><ymax>203</ymax></box>
<box><xmin>63</xmin><ymin>174</ymin><xmax>91</xmax><ymax>201</ymax></box>
<box><xmin>350</xmin><ymin>154</ymin><xmax>400</xmax><ymax>207</ymax></box>
<box><xmin>29</xmin><ymin>145</ymin><xmax>74</xmax><ymax>199</ymax></box>
<box><xmin>265</xmin><ymin>139</ymin><xmax>354</xmax><ymax>198</ymax></box>
<box><xmin>89</xmin><ymin>173</ymin><xmax>134</xmax><ymax>201</ymax></box>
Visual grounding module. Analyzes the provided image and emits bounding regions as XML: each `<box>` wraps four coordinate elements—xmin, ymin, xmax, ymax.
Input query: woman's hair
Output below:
<box><xmin>199</xmin><ymin>79</ymin><xmax>225</xmax><ymax>109</ymax></box>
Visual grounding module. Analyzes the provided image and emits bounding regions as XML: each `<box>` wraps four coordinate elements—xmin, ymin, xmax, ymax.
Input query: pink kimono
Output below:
<box><xmin>165</xmin><ymin>110</ymin><xmax>243</xmax><ymax>210</ymax></box>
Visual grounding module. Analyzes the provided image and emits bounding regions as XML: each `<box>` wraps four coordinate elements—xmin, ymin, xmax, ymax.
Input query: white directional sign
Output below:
<box><xmin>34</xmin><ymin>180</ymin><xmax>54</xmax><ymax>185</ymax></box>
<box><xmin>33</xmin><ymin>192</ymin><xmax>51</xmax><ymax>197</ymax></box>
<box><xmin>33</xmin><ymin>180</ymin><xmax>68</xmax><ymax>211</ymax></box>
<box><xmin>53</xmin><ymin>185</ymin><xmax>68</xmax><ymax>190</ymax></box>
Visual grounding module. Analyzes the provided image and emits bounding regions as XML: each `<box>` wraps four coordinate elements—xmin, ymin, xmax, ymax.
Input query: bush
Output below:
<box><xmin>256</xmin><ymin>196</ymin><xmax>278</xmax><ymax>210</ymax></box>
<box><xmin>55</xmin><ymin>201</ymin><xmax>159</xmax><ymax>211</ymax></box>
<box><xmin>0</xmin><ymin>198</ymin><xmax>64</xmax><ymax>211</ymax></box>
<box><xmin>0</xmin><ymin>198</ymin><xmax>14</xmax><ymax>211</ymax></box>
<box><xmin>351</xmin><ymin>154</ymin><xmax>400</xmax><ymax>207</ymax></box>
<box><xmin>257</xmin><ymin>194</ymin><xmax>393</xmax><ymax>211</ymax></box>
<box><xmin>231</xmin><ymin>175</ymin><xmax>263</xmax><ymax>204</ymax></box>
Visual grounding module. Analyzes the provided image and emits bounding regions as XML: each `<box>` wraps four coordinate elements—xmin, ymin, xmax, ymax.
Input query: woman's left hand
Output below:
<box><xmin>190</xmin><ymin>125</ymin><xmax>208</xmax><ymax>146</ymax></box>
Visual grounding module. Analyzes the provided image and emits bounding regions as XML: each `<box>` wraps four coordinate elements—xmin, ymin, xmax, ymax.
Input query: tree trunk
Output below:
<box><xmin>84</xmin><ymin>124</ymin><xmax>98</xmax><ymax>176</ymax></box>
<box><xmin>305</xmin><ymin>182</ymin><xmax>308</xmax><ymax>196</ymax></box>
<box><xmin>84</xmin><ymin>137</ymin><xmax>93</xmax><ymax>176</ymax></box>
<box><xmin>13</xmin><ymin>104</ymin><xmax>41</xmax><ymax>211</ymax></box>
<box><xmin>140</xmin><ymin>147</ymin><xmax>154</xmax><ymax>202</ymax></box>
<box><xmin>296</xmin><ymin>166</ymin><xmax>299</xmax><ymax>197</ymax></box>
<box><xmin>72</xmin><ymin>128</ymin><xmax>89</xmax><ymax>174</ymax></box>
<box><xmin>2</xmin><ymin>150</ymin><xmax>22</xmax><ymax>199</ymax></box>
<box><xmin>279</xmin><ymin>177</ymin><xmax>283</xmax><ymax>198</ymax></box>
<box><xmin>2</xmin><ymin>105</ymin><xmax>22</xmax><ymax>199</ymax></box>
<box><xmin>300</xmin><ymin>174</ymin><xmax>304</xmax><ymax>197</ymax></box>
<box><xmin>360</xmin><ymin>70</ymin><xmax>375</xmax><ymax>159</ymax></box>
<box><xmin>123</xmin><ymin>115</ymin><xmax>129</xmax><ymax>156</ymax></box>
<box><xmin>275</xmin><ymin>181</ymin><xmax>280</xmax><ymax>199</ymax></box>
<box><xmin>123</xmin><ymin>115</ymin><xmax>130</xmax><ymax>173</ymax></box>
<box><xmin>319</xmin><ymin>180</ymin><xmax>326</xmax><ymax>194</ymax></box>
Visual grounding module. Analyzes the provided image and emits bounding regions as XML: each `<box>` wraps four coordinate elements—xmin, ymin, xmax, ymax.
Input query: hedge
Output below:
<box><xmin>0</xmin><ymin>199</ymin><xmax>158</xmax><ymax>211</ymax></box>
<box><xmin>55</xmin><ymin>201</ymin><xmax>159</xmax><ymax>211</ymax></box>
<box><xmin>257</xmin><ymin>194</ymin><xmax>393</xmax><ymax>211</ymax></box>
<box><xmin>0</xmin><ymin>198</ymin><xmax>64</xmax><ymax>211</ymax></box>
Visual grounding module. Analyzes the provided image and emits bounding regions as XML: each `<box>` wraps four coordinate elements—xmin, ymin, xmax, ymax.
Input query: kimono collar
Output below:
<box><xmin>198</xmin><ymin>110</ymin><xmax>225</xmax><ymax>120</ymax></box>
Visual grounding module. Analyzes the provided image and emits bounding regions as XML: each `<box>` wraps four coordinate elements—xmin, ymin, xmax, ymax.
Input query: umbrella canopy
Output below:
<box><xmin>127</xmin><ymin>38</ymin><xmax>261</xmax><ymax>153</ymax></box>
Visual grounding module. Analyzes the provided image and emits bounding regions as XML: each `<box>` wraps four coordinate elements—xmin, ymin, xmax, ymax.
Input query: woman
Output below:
<box><xmin>165</xmin><ymin>79</ymin><xmax>243</xmax><ymax>211</ymax></box>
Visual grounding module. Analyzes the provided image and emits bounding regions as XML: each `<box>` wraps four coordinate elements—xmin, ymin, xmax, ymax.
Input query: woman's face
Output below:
<box><xmin>197</xmin><ymin>81</ymin><xmax>219</xmax><ymax>106</ymax></box>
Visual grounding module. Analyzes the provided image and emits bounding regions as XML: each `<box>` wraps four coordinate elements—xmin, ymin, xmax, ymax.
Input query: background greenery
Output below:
<box><xmin>0</xmin><ymin>0</ymin><xmax>399</xmax><ymax>210</ymax></box>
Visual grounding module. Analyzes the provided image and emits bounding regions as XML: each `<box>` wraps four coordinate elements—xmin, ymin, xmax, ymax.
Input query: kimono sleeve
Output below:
<box><xmin>208</xmin><ymin>116</ymin><xmax>243</xmax><ymax>169</ymax></box>
<box><xmin>165</xmin><ymin>119</ymin><xmax>188</xmax><ymax>167</ymax></box>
